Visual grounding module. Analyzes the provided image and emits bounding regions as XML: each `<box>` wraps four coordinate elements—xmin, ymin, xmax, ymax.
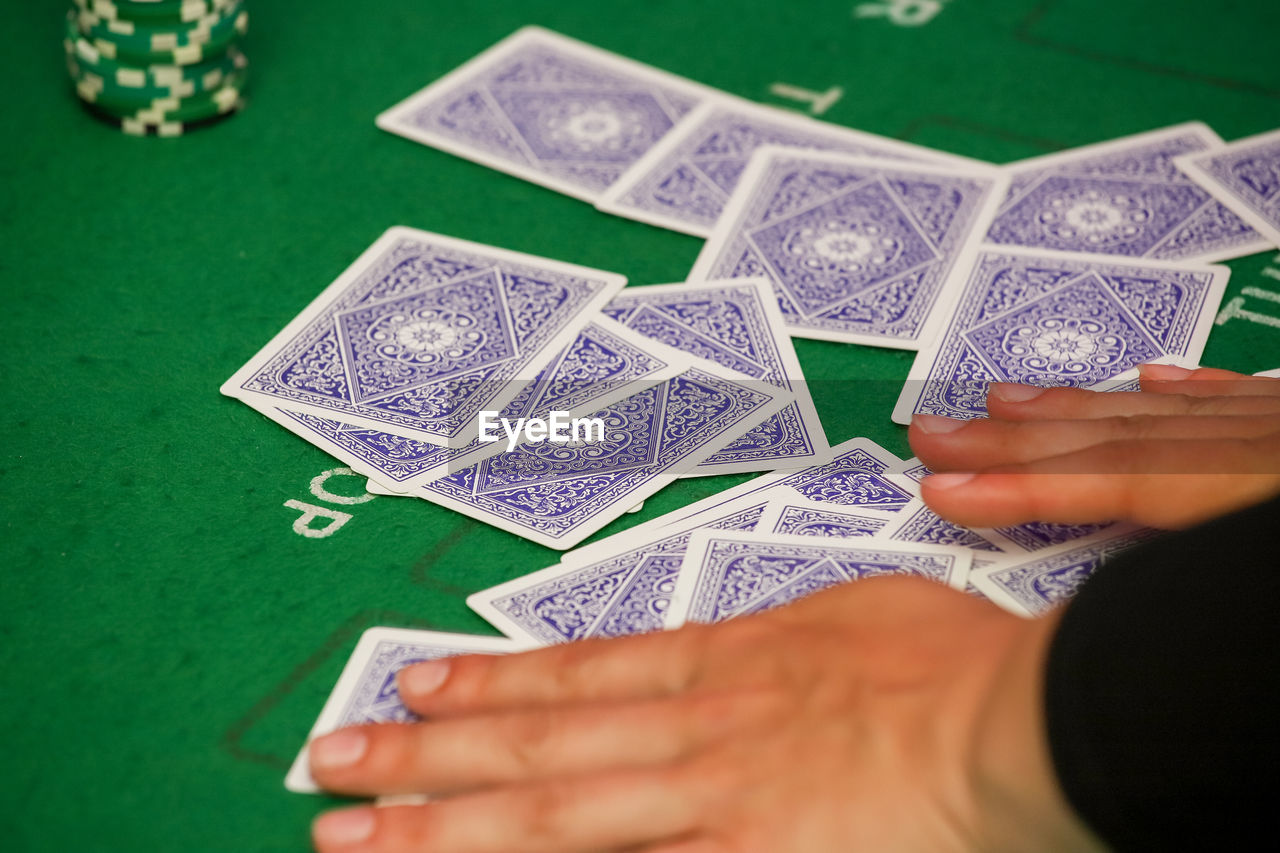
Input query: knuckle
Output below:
<box><xmin>517</xmin><ymin>780</ymin><xmax>578</xmax><ymax>841</ymax></box>
<box><xmin>1184</xmin><ymin>394</ymin><xmax>1234</xmax><ymax>417</ymax></box>
<box><xmin>1106</xmin><ymin>413</ymin><xmax>1158</xmax><ymax>442</ymax></box>
<box><xmin>501</xmin><ymin>709</ymin><xmax>561</xmax><ymax>774</ymax></box>
<box><xmin>445</xmin><ymin>654</ymin><xmax>496</xmax><ymax>706</ymax></box>
<box><xmin>673</xmin><ymin>751</ymin><xmax>743</xmax><ymax>817</ymax></box>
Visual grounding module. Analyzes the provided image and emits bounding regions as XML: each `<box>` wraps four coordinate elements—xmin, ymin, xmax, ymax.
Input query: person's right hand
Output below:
<box><xmin>909</xmin><ymin>364</ymin><xmax>1280</xmax><ymax>530</ymax></box>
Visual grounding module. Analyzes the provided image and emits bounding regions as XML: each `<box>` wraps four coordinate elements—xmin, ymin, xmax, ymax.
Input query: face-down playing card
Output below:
<box><xmin>986</xmin><ymin>122</ymin><xmax>1270</xmax><ymax>263</ymax></box>
<box><xmin>666</xmin><ymin>529</ymin><xmax>973</xmax><ymax>628</ymax></box>
<box><xmin>1173</xmin><ymin>127</ymin><xmax>1280</xmax><ymax>251</ymax></box>
<box><xmin>221</xmin><ymin>227</ymin><xmax>623</xmax><ymax>447</ymax></box>
<box><xmin>285</xmin><ymin>628</ymin><xmax>529</xmax><ymax>794</ymax></box>
<box><xmin>387</xmin><ymin>358</ymin><xmax>791</xmax><ymax>550</ymax></box>
<box><xmin>689</xmin><ymin>147</ymin><xmax>1009</xmax><ymax>348</ymax></box>
<box><xmin>893</xmin><ymin>246</ymin><xmax>1229</xmax><ymax>424</ymax></box>
<box><xmin>752</xmin><ymin>491</ymin><xmax>899</xmax><ymax>540</ymax></box>
<box><xmin>375</xmin><ymin>27</ymin><xmax>715</xmax><ymax>202</ymax></box>
<box><xmin>596</xmin><ymin>98</ymin><xmax>993</xmax><ymax>237</ymax></box>
<box><xmin>240</xmin><ymin>317</ymin><xmax>689</xmax><ymax>493</ymax></box>
<box><xmin>565</xmin><ymin>435</ymin><xmax>914</xmax><ymax>568</ymax></box>
<box><xmin>468</xmin><ymin>436</ymin><xmax>917</xmax><ymax>643</ymax></box>
<box><xmin>468</xmin><ymin>492</ymin><xmax>773</xmax><ymax>645</ymax></box>
<box><xmin>603</xmin><ymin>278</ymin><xmax>831</xmax><ymax>476</ymax></box>
<box><xmin>969</xmin><ymin>525</ymin><xmax>1165</xmax><ymax>617</ymax></box>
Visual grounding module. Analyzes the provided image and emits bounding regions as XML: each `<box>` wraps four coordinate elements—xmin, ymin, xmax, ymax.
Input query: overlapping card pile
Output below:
<box><xmin>215</xmin><ymin>27</ymin><xmax>1280</xmax><ymax>791</ymax></box>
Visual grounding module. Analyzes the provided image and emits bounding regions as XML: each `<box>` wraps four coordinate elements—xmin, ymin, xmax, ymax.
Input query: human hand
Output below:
<box><xmin>910</xmin><ymin>364</ymin><xmax>1280</xmax><ymax>529</ymax></box>
<box><xmin>306</xmin><ymin>577</ymin><xmax>1101</xmax><ymax>853</ymax></box>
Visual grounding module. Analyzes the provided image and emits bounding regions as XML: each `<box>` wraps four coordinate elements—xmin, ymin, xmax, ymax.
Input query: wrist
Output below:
<box><xmin>970</xmin><ymin>607</ymin><xmax>1107</xmax><ymax>853</ymax></box>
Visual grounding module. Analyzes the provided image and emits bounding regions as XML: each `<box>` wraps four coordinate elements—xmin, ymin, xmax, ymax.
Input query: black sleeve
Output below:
<box><xmin>1044</xmin><ymin>494</ymin><xmax>1280</xmax><ymax>852</ymax></box>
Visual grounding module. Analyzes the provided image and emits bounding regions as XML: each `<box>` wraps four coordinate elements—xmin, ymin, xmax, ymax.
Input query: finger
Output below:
<box><xmin>310</xmin><ymin>692</ymin><xmax>754</xmax><ymax>797</ymax></box>
<box><xmin>1137</xmin><ymin>364</ymin><xmax>1280</xmax><ymax>398</ymax></box>
<box><xmin>397</xmin><ymin>626</ymin><xmax>707</xmax><ymax>716</ymax></box>
<box><xmin>910</xmin><ymin>413</ymin><xmax>1280</xmax><ymax>471</ymax></box>
<box><xmin>312</xmin><ymin>768</ymin><xmax>703</xmax><ymax>853</ymax></box>
<box><xmin>638</xmin><ymin>839</ymin><xmax>726</xmax><ymax>853</ymax></box>
<box><xmin>920</xmin><ymin>436</ymin><xmax>1280</xmax><ymax>528</ymax></box>
<box><xmin>984</xmin><ymin>383</ymin><xmax>1280</xmax><ymax>421</ymax></box>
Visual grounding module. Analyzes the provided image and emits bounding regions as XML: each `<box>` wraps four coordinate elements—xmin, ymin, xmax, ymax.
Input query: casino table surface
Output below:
<box><xmin>3</xmin><ymin>0</ymin><xmax>1279</xmax><ymax>849</ymax></box>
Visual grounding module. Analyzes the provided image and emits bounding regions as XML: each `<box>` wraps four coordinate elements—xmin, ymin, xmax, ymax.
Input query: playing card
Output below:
<box><xmin>753</xmin><ymin>491</ymin><xmax>899</xmax><ymax>538</ymax></box>
<box><xmin>375</xmin><ymin>27</ymin><xmax>714</xmax><ymax>202</ymax></box>
<box><xmin>892</xmin><ymin>246</ymin><xmax>1229</xmax><ymax>424</ymax></box>
<box><xmin>689</xmin><ymin>147</ymin><xmax>1009</xmax><ymax>348</ymax></box>
<box><xmin>1081</xmin><ymin>354</ymin><xmax>1200</xmax><ymax>393</ymax></box>
<box><xmin>884</xmin><ymin>456</ymin><xmax>930</xmax><ymax>492</ymax></box>
<box><xmin>604</xmin><ymin>278</ymin><xmax>831</xmax><ymax>475</ymax></box>
<box><xmin>596</xmin><ymin>98</ymin><xmax>992</xmax><ymax>237</ymax></box>
<box><xmin>469</xmin><ymin>494</ymin><xmax>770</xmax><ymax>644</ymax></box>
<box><xmin>579</xmin><ymin>436</ymin><xmax>915</xmax><ymax>568</ymax></box>
<box><xmin>1255</xmin><ymin>367</ymin><xmax>1280</xmax><ymax>378</ymax></box>
<box><xmin>874</xmin><ymin>497</ymin><xmax>1007</xmax><ymax>553</ymax></box>
<box><xmin>667</xmin><ymin>529</ymin><xmax>972</xmax><ymax>627</ymax></box>
<box><xmin>979</xmin><ymin>520</ymin><xmax>1119</xmax><ymax>554</ymax></box>
<box><xmin>242</xmin><ymin>318</ymin><xmax>691</xmax><ymax>492</ymax></box>
<box><xmin>970</xmin><ymin>525</ymin><xmax>1165</xmax><ymax>617</ymax></box>
<box><xmin>987</xmin><ymin>122</ymin><xmax>1270</xmax><ymax>263</ymax></box>
<box><xmin>392</xmin><ymin>361</ymin><xmax>791</xmax><ymax>550</ymax></box>
<box><xmin>222</xmin><ymin>227</ymin><xmax>623</xmax><ymax>447</ymax></box>
<box><xmin>1172</xmin><ymin>127</ymin><xmax>1280</xmax><ymax>251</ymax></box>
<box><xmin>284</xmin><ymin>628</ymin><xmax>528</xmax><ymax>794</ymax></box>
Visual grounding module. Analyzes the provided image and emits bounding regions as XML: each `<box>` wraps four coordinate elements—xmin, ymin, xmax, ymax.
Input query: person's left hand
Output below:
<box><xmin>305</xmin><ymin>577</ymin><xmax>1100</xmax><ymax>853</ymax></box>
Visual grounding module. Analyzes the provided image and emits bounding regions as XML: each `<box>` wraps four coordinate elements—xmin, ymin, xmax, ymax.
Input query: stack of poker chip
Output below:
<box><xmin>64</xmin><ymin>0</ymin><xmax>249</xmax><ymax>137</ymax></box>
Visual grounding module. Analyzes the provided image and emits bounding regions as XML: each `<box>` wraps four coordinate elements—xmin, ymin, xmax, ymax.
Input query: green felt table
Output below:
<box><xmin>3</xmin><ymin>0</ymin><xmax>1279</xmax><ymax>849</ymax></box>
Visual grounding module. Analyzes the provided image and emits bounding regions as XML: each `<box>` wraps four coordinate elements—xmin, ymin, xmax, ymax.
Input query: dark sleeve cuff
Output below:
<box><xmin>1044</xmin><ymin>495</ymin><xmax>1280</xmax><ymax>852</ymax></box>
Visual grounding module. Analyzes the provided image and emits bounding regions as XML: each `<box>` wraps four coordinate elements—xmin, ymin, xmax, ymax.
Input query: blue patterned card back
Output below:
<box><xmin>376</xmin><ymin>28</ymin><xmax>712</xmax><ymax>201</ymax></box>
<box><xmin>469</xmin><ymin>500</ymin><xmax>768</xmax><ymax>644</ymax></box>
<box><xmin>894</xmin><ymin>246</ymin><xmax>1229</xmax><ymax>423</ymax></box>
<box><xmin>285</xmin><ymin>629</ymin><xmax>525</xmax><ymax>793</ymax></box>
<box><xmin>223</xmin><ymin>227</ymin><xmax>623</xmax><ymax>446</ymax></box>
<box><xmin>690</xmin><ymin>148</ymin><xmax>1008</xmax><ymax>348</ymax></box>
<box><xmin>410</xmin><ymin>364</ymin><xmax>787</xmax><ymax>549</ymax></box>
<box><xmin>970</xmin><ymin>526</ymin><xmax>1164</xmax><ymax>616</ymax></box>
<box><xmin>597</xmin><ymin>99</ymin><xmax>990</xmax><ymax>237</ymax></box>
<box><xmin>241</xmin><ymin>318</ymin><xmax>684</xmax><ymax>491</ymax></box>
<box><xmin>670</xmin><ymin>530</ymin><xmax>972</xmax><ymax>625</ymax></box>
<box><xmin>1175</xmin><ymin>127</ymin><xmax>1280</xmax><ymax>251</ymax></box>
<box><xmin>607</xmin><ymin>279</ymin><xmax>830</xmax><ymax>475</ymax></box>
<box><xmin>987</xmin><ymin>123</ymin><xmax>1268</xmax><ymax>263</ymax></box>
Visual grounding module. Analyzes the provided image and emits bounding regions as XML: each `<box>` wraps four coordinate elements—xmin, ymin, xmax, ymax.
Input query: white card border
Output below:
<box><xmin>221</xmin><ymin>226</ymin><xmax>625</xmax><ymax>446</ymax></box>
<box><xmin>239</xmin><ymin>317</ymin><xmax>690</xmax><ymax>492</ymax></box>
<box><xmin>597</xmin><ymin>97</ymin><xmax>994</xmax><ymax>237</ymax></box>
<box><xmin>374</xmin><ymin>26</ymin><xmax>719</xmax><ymax>203</ymax></box>
<box><xmin>613</xmin><ymin>277</ymin><xmax>834</xmax><ymax>476</ymax></box>
<box><xmin>399</xmin><ymin>357</ymin><xmax>794</xmax><ymax>550</ymax></box>
<box><xmin>689</xmin><ymin>145</ymin><xmax>1010</xmax><ymax>349</ymax></box>
<box><xmin>1173</xmin><ymin>127</ymin><xmax>1280</xmax><ymax>252</ymax></box>
<box><xmin>992</xmin><ymin>121</ymin><xmax>1270</xmax><ymax>263</ymax></box>
<box><xmin>666</xmin><ymin>528</ymin><xmax>974</xmax><ymax>628</ymax></box>
<box><xmin>284</xmin><ymin>627</ymin><xmax>530</xmax><ymax>794</ymax></box>
<box><xmin>892</xmin><ymin>243</ymin><xmax>1232</xmax><ymax>424</ymax></box>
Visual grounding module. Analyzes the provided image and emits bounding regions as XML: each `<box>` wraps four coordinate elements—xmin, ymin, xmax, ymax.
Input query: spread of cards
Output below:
<box><xmin>214</xmin><ymin>27</ymin><xmax>1280</xmax><ymax>793</ymax></box>
<box><xmin>63</xmin><ymin>0</ymin><xmax>249</xmax><ymax>136</ymax></box>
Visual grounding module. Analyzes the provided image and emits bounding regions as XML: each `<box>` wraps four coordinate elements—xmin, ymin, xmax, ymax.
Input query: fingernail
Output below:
<box><xmin>1137</xmin><ymin>363</ymin><xmax>1194</xmax><ymax>381</ymax></box>
<box><xmin>397</xmin><ymin>659</ymin><xmax>450</xmax><ymax>696</ymax></box>
<box><xmin>310</xmin><ymin>728</ymin><xmax>368</xmax><ymax>770</ymax></box>
<box><xmin>988</xmin><ymin>383</ymin><xmax>1045</xmax><ymax>403</ymax></box>
<box><xmin>313</xmin><ymin>807</ymin><xmax>376</xmax><ymax>847</ymax></box>
<box><xmin>924</xmin><ymin>472</ymin><xmax>976</xmax><ymax>491</ymax></box>
<box><xmin>912</xmin><ymin>414</ymin><xmax>969</xmax><ymax>434</ymax></box>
